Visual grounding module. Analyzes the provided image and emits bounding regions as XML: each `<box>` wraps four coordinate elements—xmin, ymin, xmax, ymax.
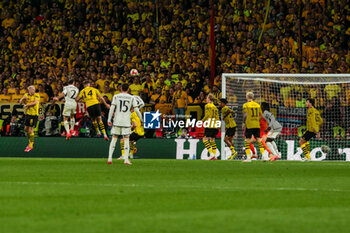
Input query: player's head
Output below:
<box><xmin>246</xmin><ymin>92</ymin><xmax>254</xmax><ymax>101</ymax></box>
<box><xmin>83</xmin><ymin>80</ymin><xmax>91</xmax><ymax>87</ymax></box>
<box><xmin>261</xmin><ymin>102</ymin><xmax>270</xmax><ymax>112</ymax></box>
<box><xmin>306</xmin><ymin>98</ymin><xmax>315</xmax><ymax>107</ymax></box>
<box><xmin>219</xmin><ymin>98</ymin><xmax>227</xmax><ymax>107</ymax></box>
<box><xmin>68</xmin><ymin>79</ymin><xmax>75</xmax><ymax>85</ymax></box>
<box><xmin>27</xmin><ymin>85</ymin><xmax>35</xmax><ymax>95</ymax></box>
<box><xmin>121</xmin><ymin>83</ymin><xmax>129</xmax><ymax>92</ymax></box>
<box><xmin>206</xmin><ymin>94</ymin><xmax>215</xmax><ymax>103</ymax></box>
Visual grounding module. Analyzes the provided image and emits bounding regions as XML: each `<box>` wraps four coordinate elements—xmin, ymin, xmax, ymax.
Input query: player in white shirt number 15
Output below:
<box><xmin>107</xmin><ymin>84</ymin><xmax>143</xmax><ymax>165</ymax></box>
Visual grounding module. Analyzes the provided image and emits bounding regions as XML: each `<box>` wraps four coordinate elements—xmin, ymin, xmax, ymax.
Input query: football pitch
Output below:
<box><xmin>0</xmin><ymin>158</ymin><xmax>349</xmax><ymax>233</ymax></box>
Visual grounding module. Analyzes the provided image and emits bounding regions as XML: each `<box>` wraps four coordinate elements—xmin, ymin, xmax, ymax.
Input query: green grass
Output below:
<box><xmin>0</xmin><ymin>158</ymin><xmax>350</xmax><ymax>233</ymax></box>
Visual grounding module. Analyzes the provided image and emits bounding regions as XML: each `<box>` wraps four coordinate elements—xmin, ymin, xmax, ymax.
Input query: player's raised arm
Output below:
<box><xmin>19</xmin><ymin>94</ymin><xmax>28</xmax><ymax>104</ymax></box>
<box><xmin>53</xmin><ymin>92</ymin><xmax>65</xmax><ymax>102</ymax></box>
<box><xmin>97</xmin><ymin>92</ymin><xmax>110</xmax><ymax>109</ymax></box>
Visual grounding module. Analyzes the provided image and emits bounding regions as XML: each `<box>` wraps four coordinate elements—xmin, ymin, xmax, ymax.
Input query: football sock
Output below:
<box><xmin>210</xmin><ymin>141</ymin><xmax>217</xmax><ymax>155</ymax></box>
<box><xmin>266</xmin><ymin>142</ymin><xmax>277</xmax><ymax>156</ymax></box>
<box><xmin>272</xmin><ymin>141</ymin><xmax>280</xmax><ymax>156</ymax></box>
<box><xmin>229</xmin><ymin>146</ymin><xmax>235</xmax><ymax>153</ymax></box>
<box><xmin>262</xmin><ymin>140</ymin><xmax>272</xmax><ymax>154</ymax></box>
<box><xmin>130</xmin><ymin>141</ymin><xmax>134</xmax><ymax>156</ymax></box>
<box><xmin>120</xmin><ymin>140</ymin><xmax>125</xmax><ymax>156</ymax></box>
<box><xmin>98</xmin><ymin>121</ymin><xmax>107</xmax><ymax>136</ymax></box>
<box><xmin>124</xmin><ymin>138</ymin><xmax>130</xmax><ymax>163</ymax></box>
<box><xmin>92</xmin><ymin>121</ymin><xmax>100</xmax><ymax>134</ymax></box>
<box><xmin>249</xmin><ymin>143</ymin><xmax>256</xmax><ymax>155</ymax></box>
<box><xmin>245</xmin><ymin>140</ymin><xmax>251</xmax><ymax>157</ymax></box>
<box><xmin>301</xmin><ymin>142</ymin><xmax>311</xmax><ymax>159</ymax></box>
<box><xmin>108</xmin><ymin>137</ymin><xmax>117</xmax><ymax>162</ymax></box>
<box><xmin>29</xmin><ymin>133</ymin><xmax>34</xmax><ymax>147</ymax></box>
<box><xmin>203</xmin><ymin>140</ymin><xmax>212</xmax><ymax>154</ymax></box>
<box><xmin>70</xmin><ymin>118</ymin><xmax>75</xmax><ymax>131</ymax></box>
<box><xmin>257</xmin><ymin>141</ymin><xmax>265</xmax><ymax>155</ymax></box>
<box><xmin>63</xmin><ymin>121</ymin><xmax>70</xmax><ymax>134</ymax></box>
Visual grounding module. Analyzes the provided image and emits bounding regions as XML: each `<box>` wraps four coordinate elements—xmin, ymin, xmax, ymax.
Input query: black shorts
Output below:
<box><xmin>130</xmin><ymin>132</ymin><xmax>143</xmax><ymax>141</ymax></box>
<box><xmin>302</xmin><ymin>131</ymin><xmax>316</xmax><ymax>141</ymax></box>
<box><xmin>226</xmin><ymin>127</ymin><xmax>236</xmax><ymax>137</ymax></box>
<box><xmin>87</xmin><ymin>104</ymin><xmax>102</xmax><ymax>118</ymax></box>
<box><xmin>24</xmin><ymin>115</ymin><xmax>38</xmax><ymax>127</ymax></box>
<box><xmin>204</xmin><ymin>128</ymin><xmax>218</xmax><ymax>138</ymax></box>
<box><xmin>245</xmin><ymin>128</ymin><xmax>260</xmax><ymax>139</ymax></box>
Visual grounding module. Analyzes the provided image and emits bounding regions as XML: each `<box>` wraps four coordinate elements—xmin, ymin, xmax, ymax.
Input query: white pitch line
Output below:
<box><xmin>0</xmin><ymin>181</ymin><xmax>349</xmax><ymax>193</ymax></box>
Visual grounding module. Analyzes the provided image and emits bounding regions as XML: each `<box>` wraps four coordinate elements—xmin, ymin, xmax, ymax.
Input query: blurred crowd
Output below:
<box><xmin>0</xmin><ymin>0</ymin><xmax>349</xmax><ymax>109</ymax></box>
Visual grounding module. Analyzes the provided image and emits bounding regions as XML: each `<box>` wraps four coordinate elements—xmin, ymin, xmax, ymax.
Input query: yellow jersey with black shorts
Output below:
<box><xmin>130</xmin><ymin>111</ymin><xmax>144</xmax><ymax>141</ymax></box>
<box><xmin>202</xmin><ymin>103</ymin><xmax>219</xmax><ymax>138</ymax></box>
<box><xmin>23</xmin><ymin>93</ymin><xmax>40</xmax><ymax>127</ymax></box>
<box><xmin>302</xmin><ymin>107</ymin><xmax>323</xmax><ymax>141</ymax></box>
<box><xmin>243</xmin><ymin>100</ymin><xmax>262</xmax><ymax>139</ymax></box>
<box><xmin>222</xmin><ymin>105</ymin><xmax>237</xmax><ymax>137</ymax></box>
<box><xmin>79</xmin><ymin>87</ymin><xmax>102</xmax><ymax>118</ymax></box>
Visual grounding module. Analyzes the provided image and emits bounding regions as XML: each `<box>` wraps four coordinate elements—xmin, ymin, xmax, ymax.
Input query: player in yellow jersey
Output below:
<box><xmin>219</xmin><ymin>99</ymin><xmax>238</xmax><ymax>160</ymax></box>
<box><xmin>120</xmin><ymin>107</ymin><xmax>145</xmax><ymax>160</ymax></box>
<box><xmin>19</xmin><ymin>86</ymin><xmax>40</xmax><ymax>152</ymax></box>
<box><xmin>76</xmin><ymin>80</ymin><xmax>110</xmax><ymax>141</ymax></box>
<box><xmin>202</xmin><ymin>94</ymin><xmax>220</xmax><ymax>160</ymax></box>
<box><xmin>299</xmin><ymin>99</ymin><xmax>323</xmax><ymax>161</ymax></box>
<box><xmin>242</xmin><ymin>92</ymin><xmax>265</xmax><ymax>162</ymax></box>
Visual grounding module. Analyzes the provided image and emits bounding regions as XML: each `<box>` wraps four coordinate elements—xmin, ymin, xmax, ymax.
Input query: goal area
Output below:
<box><xmin>221</xmin><ymin>73</ymin><xmax>350</xmax><ymax>161</ymax></box>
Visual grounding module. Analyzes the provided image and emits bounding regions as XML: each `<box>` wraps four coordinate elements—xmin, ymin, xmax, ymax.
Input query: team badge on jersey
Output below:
<box><xmin>144</xmin><ymin>110</ymin><xmax>161</xmax><ymax>129</ymax></box>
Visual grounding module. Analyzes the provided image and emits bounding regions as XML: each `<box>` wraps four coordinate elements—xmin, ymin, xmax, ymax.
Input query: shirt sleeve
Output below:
<box><xmin>63</xmin><ymin>87</ymin><xmax>67</xmax><ymax>95</ymax></box>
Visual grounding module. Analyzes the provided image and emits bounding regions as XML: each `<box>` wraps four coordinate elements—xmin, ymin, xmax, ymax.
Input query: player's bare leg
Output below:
<box><xmin>261</xmin><ymin>134</ymin><xmax>272</xmax><ymax>158</ymax></box>
<box><xmin>107</xmin><ymin>135</ymin><xmax>118</xmax><ymax>164</ymax></box>
<box><xmin>123</xmin><ymin>136</ymin><xmax>132</xmax><ymax>165</ymax></box>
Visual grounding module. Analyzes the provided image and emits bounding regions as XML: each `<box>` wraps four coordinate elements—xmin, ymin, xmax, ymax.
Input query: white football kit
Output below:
<box><xmin>262</xmin><ymin>110</ymin><xmax>282</xmax><ymax>139</ymax></box>
<box><xmin>62</xmin><ymin>85</ymin><xmax>79</xmax><ymax>116</ymax></box>
<box><xmin>108</xmin><ymin>93</ymin><xmax>143</xmax><ymax>136</ymax></box>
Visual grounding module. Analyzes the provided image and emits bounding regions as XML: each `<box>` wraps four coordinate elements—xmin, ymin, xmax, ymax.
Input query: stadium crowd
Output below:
<box><xmin>0</xmin><ymin>0</ymin><xmax>349</xmax><ymax>136</ymax></box>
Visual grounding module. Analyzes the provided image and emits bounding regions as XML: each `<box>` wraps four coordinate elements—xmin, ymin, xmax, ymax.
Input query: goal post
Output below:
<box><xmin>221</xmin><ymin>73</ymin><xmax>350</xmax><ymax>161</ymax></box>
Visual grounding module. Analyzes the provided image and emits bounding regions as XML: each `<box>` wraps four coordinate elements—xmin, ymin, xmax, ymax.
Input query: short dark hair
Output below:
<box><xmin>68</xmin><ymin>79</ymin><xmax>75</xmax><ymax>84</ymax></box>
<box><xmin>121</xmin><ymin>83</ymin><xmax>129</xmax><ymax>91</ymax></box>
<box><xmin>83</xmin><ymin>80</ymin><xmax>90</xmax><ymax>85</ymax></box>
<box><xmin>307</xmin><ymin>98</ymin><xmax>315</xmax><ymax>106</ymax></box>
<box><xmin>261</xmin><ymin>102</ymin><xmax>270</xmax><ymax>111</ymax></box>
<box><xmin>220</xmin><ymin>98</ymin><xmax>228</xmax><ymax>104</ymax></box>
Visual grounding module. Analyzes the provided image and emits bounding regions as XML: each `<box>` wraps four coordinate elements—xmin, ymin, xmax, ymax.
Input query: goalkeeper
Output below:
<box><xmin>299</xmin><ymin>99</ymin><xmax>323</xmax><ymax>161</ymax></box>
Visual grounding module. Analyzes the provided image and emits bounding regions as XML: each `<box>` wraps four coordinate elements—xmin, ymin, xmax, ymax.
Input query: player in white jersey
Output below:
<box><xmin>261</xmin><ymin>102</ymin><xmax>282</xmax><ymax>161</ymax></box>
<box><xmin>53</xmin><ymin>79</ymin><xmax>79</xmax><ymax>140</ymax></box>
<box><xmin>107</xmin><ymin>84</ymin><xmax>143</xmax><ymax>165</ymax></box>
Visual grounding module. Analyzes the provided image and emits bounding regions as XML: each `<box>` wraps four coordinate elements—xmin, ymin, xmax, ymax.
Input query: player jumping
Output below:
<box><xmin>107</xmin><ymin>84</ymin><xmax>143</xmax><ymax>165</ymax></box>
<box><xmin>299</xmin><ymin>99</ymin><xmax>323</xmax><ymax>161</ymax></box>
<box><xmin>202</xmin><ymin>94</ymin><xmax>220</xmax><ymax>160</ymax></box>
<box><xmin>242</xmin><ymin>92</ymin><xmax>265</xmax><ymax>162</ymax></box>
<box><xmin>53</xmin><ymin>79</ymin><xmax>79</xmax><ymax>140</ymax></box>
<box><xmin>19</xmin><ymin>85</ymin><xmax>40</xmax><ymax>152</ymax></box>
<box><xmin>261</xmin><ymin>102</ymin><xmax>282</xmax><ymax>161</ymax></box>
<box><xmin>219</xmin><ymin>98</ymin><xmax>237</xmax><ymax>160</ymax></box>
<box><xmin>76</xmin><ymin>80</ymin><xmax>110</xmax><ymax>140</ymax></box>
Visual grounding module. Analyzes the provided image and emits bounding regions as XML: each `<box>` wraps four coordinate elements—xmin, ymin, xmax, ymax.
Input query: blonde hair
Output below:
<box><xmin>246</xmin><ymin>92</ymin><xmax>254</xmax><ymax>99</ymax></box>
<box><xmin>28</xmin><ymin>85</ymin><xmax>35</xmax><ymax>91</ymax></box>
<box><xmin>207</xmin><ymin>93</ymin><xmax>216</xmax><ymax>102</ymax></box>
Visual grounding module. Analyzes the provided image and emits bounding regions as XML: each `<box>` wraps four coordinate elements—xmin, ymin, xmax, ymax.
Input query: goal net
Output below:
<box><xmin>221</xmin><ymin>73</ymin><xmax>350</xmax><ymax>161</ymax></box>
